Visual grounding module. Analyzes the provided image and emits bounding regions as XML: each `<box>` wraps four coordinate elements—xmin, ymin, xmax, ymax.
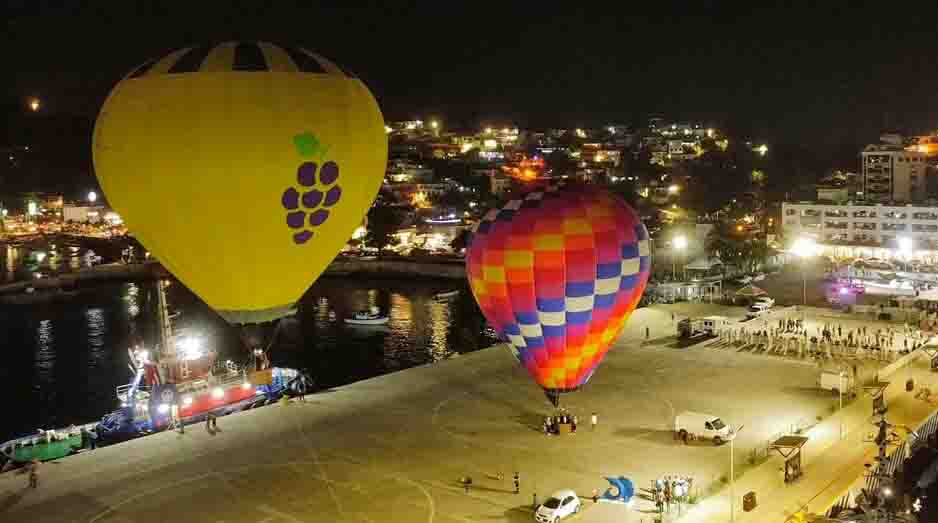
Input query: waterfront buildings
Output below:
<box><xmin>782</xmin><ymin>200</ymin><xmax>938</xmax><ymax>257</ymax></box>
<box><xmin>861</xmin><ymin>144</ymin><xmax>928</xmax><ymax>203</ymax></box>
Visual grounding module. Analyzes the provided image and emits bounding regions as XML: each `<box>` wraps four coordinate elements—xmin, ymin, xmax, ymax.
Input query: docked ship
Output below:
<box><xmin>1</xmin><ymin>280</ymin><xmax>308</xmax><ymax>467</ymax></box>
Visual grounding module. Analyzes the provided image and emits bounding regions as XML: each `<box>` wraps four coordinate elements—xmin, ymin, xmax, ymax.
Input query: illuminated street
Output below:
<box><xmin>4</xmin><ymin>304</ymin><xmax>919</xmax><ymax>522</ymax></box>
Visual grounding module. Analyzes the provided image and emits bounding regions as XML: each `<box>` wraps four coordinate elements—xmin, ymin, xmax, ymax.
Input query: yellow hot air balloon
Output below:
<box><xmin>93</xmin><ymin>42</ymin><xmax>387</xmax><ymax>323</ymax></box>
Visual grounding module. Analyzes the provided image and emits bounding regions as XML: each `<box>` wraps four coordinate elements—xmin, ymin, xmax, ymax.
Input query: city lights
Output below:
<box><xmin>791</xmin><ymin>237</ymin><xmax>817</xmax><ymax>258</ymax></box>
<box><xmin>177</xmin><ymin>336</ymin><xmax>204</xmax><ymax>361</ymax></box>
<box><xmin>212</xmin><ymin>387</ymin><xmax>224</xmax><ymax>399</ymax></box>
<box><xmin>88</xmin><ymin>191</ymin><xmax>98</xmax><ymax>203</ymax></box>
<box><xmin>898</xmin><ymin>236</ymin><xmax>915</xmax><ymax>256</ymax></box>
<box><xmin>27</xmin><ymin>97</ymin><xmax>41</xmax><ymax>112</ymax></box>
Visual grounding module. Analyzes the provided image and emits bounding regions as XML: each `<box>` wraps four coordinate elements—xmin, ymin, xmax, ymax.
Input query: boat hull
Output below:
<box><xmin>344</xmin><ymin>317</ymin><xmax>389</xmax><ymax>325</ymax></box>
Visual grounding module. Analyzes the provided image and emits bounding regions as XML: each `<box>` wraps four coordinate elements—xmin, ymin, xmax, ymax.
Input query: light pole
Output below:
<box><xmin>730</xmin><ymin>424</ymin><xmax>744</xmax><ymax>523</ymax></box>
<box><xmin>792</xmin><ymin>237</ymin><xmax>816</xmax><ymax>306</ymax></box>
<box><xmin>898</xmin><ymin>236</ymin><xmax>915</xmax><ymax>270</ymax></box>
<box><xmin>674</xmin><ymin>235</ymin><xmax>688</xmax><ymax>282</ymax></box>
<box><xmin>839</xmin><ymin>371</ymin><xmax>844</xmax><ymax>440</ymax></box>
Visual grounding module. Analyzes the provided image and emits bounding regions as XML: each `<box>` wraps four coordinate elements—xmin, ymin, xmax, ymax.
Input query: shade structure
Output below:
<box><xmin>735</xmin><ymin>284</ymin><xmax>768</xmax><ymax>298</ymax></box>
<box><xmin>466</xmin><ymin>184</ymin><xmax>651</xmax><ymax>405</ymax></box>
<box><xmin>685</xmin><ymin>257</ymin><xmax>723</xmax><ymax>271</ymax></box>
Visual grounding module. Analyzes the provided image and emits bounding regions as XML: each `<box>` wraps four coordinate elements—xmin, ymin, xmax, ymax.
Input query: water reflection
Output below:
<box><xmin>35</xmin><ymin>319</ymin><xmax>54</xmax><ymax>387</ymax></box>
<box><xmin>0</xmin><ymin>243</ymin><xmax>113</xmax><ymax>283</ymax></box>
<box><xmin>2</xmin><ymin>277</ymin><xmax>497</xmax><ymax>441</ymax></box>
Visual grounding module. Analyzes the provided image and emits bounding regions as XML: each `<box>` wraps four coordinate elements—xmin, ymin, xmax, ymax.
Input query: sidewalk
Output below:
<box><xmin>679</xmin><ymin>359</ymin><xmax>936</xmax><ymax>523</ymax></box>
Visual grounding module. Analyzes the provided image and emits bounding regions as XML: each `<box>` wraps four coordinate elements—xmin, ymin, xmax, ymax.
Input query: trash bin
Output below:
<box><xmin>743</xmin><ymin>491</ymin><xmax>757</xmax><ymax>512</ymax></box>
<box><xmin>907</xmin><ymin>378</ymin><xmax>915</xmax><ymax>392</ymax></box>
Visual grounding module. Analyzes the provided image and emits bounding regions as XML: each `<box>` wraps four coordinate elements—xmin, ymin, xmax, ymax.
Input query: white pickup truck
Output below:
<box><xmin>675</xmin><ymin>411</ymin><xmax>734</xmax><ymax>445</ymax></box>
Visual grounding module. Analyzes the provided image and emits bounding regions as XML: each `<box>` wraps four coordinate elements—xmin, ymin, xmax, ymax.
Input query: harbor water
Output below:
<box><xmin>0</xmin><ymin>273</ymin><xmax>496</xmax><ymax>442</ymax></box>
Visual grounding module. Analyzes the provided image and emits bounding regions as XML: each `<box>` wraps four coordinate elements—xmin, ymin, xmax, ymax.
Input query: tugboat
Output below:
<box><xmin>344</xmin><ymin>306</ymin><xmax>389</xmax><ymax>325</ymax></box>
<box><xmin>0</xmin><ymin>280</ymin><xmax>309</xmax><ymax>467</ymax></box>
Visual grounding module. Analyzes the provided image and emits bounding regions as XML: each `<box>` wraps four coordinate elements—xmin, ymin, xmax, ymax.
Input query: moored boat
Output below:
<box><xmin>345</xmin><ymin>306</ymin><xmax>389</xmax><ymax>325</ymax></box>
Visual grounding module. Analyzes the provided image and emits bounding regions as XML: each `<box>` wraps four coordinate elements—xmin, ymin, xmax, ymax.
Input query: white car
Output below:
<box><xmin>735</xmin><ymin>275</ymin><xmax>753</xmax><ymax>284</ymax></box>
<box><xmin>535</xmin><ymin>490</ymin><xmax>581</xmax><ymax>523</ymax></box>
<box><xmin>754</xmin><ymin>297</ymin><xmax>775</xmax><ymax>308</ymax></box>
<box><xmin>745</xmin><ymin>304</ymin><xmax>770</xmax><ymax>319</ymax></box>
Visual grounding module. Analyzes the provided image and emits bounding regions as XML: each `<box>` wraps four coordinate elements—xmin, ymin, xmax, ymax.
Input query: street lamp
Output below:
<box><xmin>838</xmin><ymin>371</ymin><xmax>845</xmax><ymax>440</ymax></box>
<box><xmin>673</xmin><ymin>235</ymin><xmax>688</xmax><ymax>281</ymax></box>
<box><xmin>791</xmin><ymin>237</ymin><xmax>817</xmax><ymax>305</ymax></box>
<box><xmin>88</xmin><ymin>191</ymin><xmax>98</xmax><ymax>203</ymax></box>
<box><xmin>730</xmin><ymin>425</ymin><xmax>745</xmax><ymax>523</ymax></box>
<box><xmin>898</xmin><ymin>236</ymin><xmax>915</xmax><ymax>266</ymax></box>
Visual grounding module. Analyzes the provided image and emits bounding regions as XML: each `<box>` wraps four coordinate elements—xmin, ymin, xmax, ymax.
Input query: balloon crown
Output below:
<box><xmin>293</xmin><ymin>132</ymin><xmax>330</xmax><ymax>162</ymax></box>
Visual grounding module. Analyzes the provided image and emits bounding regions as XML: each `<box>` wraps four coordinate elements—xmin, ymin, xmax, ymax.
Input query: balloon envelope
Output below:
<box><xmin>466</xmin><ymin>184</ymin><xmax>650</xmax><ymax>402</ymax></box>
<box><xmin>93</xmin><ymin>42</ymin><xmax>387</xmax><ymax>323</ymax></box>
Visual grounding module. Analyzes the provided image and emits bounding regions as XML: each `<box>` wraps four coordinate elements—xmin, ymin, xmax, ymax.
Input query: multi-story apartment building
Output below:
<box><xmin>782</xmin><ymin>201</ymin><xmax>938</xmax><ymax>256</ymax></box>
<box><xmin>861</xmin><ymin>144</ymin><xmax>927</xmax><ymax>203</ymax></box>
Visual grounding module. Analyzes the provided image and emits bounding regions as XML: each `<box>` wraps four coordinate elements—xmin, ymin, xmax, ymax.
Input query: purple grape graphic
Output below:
<box><xmin>309</xmin><ymin>209</ymin><xmax>329</xmax><ymax>226</ymax></box>
<box><xmin>297</xmin><ymin>162</ymin><xmax>317</xmax><ymax>186</ymax></box>
<box><xmin>293</xmin><ymin>231</ymin><xmax>314</xmax><ymax>244</ymax></box>
<box><xmin>281</xmin><ymin>132</ymin><xmax>345</xmax><ymax>244</ymax></box>
<box><xmin>323</xmin><ymin>186</ymin><xmax>341</xmax><ymax>207</ymax></box>
<box><xmin>282</xmin><ymin>188</ymin><xmax>299</xmax><ymax>210</ymax></box>
<box><xmin>286</xmin><ymin>211</ymin><xmax>305</xmax><ymax>229</ymax></box>
<box><xmin>320</xmin><ymin>161</ymin><xmax>339</xmax><ymax>184</ymax></box>
<box><xmin>302</xmin><ymin>189</ymin><xmax>323</xmax><ymax>208</ymax></box>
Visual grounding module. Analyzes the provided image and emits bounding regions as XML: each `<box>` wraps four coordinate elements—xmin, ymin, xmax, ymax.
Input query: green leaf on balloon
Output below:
<box><xmin>293</xmin><ymin>132</ymin><xmax>329</xmax><ymax>162</ymax></box>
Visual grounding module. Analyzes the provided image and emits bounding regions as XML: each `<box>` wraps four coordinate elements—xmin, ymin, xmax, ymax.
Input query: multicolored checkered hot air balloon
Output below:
<box><xmin>466</xmin><ymin>184</ymin><xmax>651</xmax><ymax>406</ymax></box>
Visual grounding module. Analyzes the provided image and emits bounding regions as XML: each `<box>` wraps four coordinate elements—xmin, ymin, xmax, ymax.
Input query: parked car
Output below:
<box><xmin>754</xmin><ymin>297</ymin><xmax>775</xmax><ymax>308</ymax></box>
<box><xmin>735</xmin><ymin>275</ymin><xmax>753</xmax><ymax>285</ymax></box>
<box><xmin>745</xmin><ymin>304</ymin><xmax>771</xmax><ymax>319</ymax></box>
<box><xmin>535</xmin><ymin>490</ymin><xmax>581</xmax><ymax>523</ymax></box>
<box><xmin>752</xmin><ymin>272</ymin><xmax>766</xmax><ymax>281</ymax></box>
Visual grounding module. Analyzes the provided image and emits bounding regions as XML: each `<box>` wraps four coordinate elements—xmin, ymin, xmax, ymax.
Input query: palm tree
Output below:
<box><xmin>706</xmin><ymin>222</ymin><xmax>743</xmax><ymax>279</ymax></box>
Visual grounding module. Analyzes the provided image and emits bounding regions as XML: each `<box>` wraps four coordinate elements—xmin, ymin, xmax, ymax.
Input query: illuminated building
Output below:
<box><xmin>908</xmin><ymin>134</ymin><xmax>938</xmax><ymax>157</ymax></box>
<box><xmin>782</xmin><ymin>201</ymin><xmax>938</xmax><ymax>256</ymax></box>
<box><xmin>861</xmin><ymin>144</ymin><xmax>927</xmax><ymax>203</ymax></box>
<box><xmin>63</xmin><ymin>204</ymin><xmax>107</xmax><ymax>223</ymax></box>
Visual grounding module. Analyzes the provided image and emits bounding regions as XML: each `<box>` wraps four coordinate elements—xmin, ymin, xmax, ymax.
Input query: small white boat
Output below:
<box><xmin>434</xmin><ymin>290</ymin><xmax>460</xmax><ymax>300</ymax></box>
<box><xmin>345</xmin><ymin>307</ymin><xmax>389</xmax><ymax>325</ymax></box>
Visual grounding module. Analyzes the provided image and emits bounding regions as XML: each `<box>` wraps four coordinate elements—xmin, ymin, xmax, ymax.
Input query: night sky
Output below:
<box><xmin>4</xmin><ymin>2</ymin><xmax>938</xmax><ymax>190</ymax></box>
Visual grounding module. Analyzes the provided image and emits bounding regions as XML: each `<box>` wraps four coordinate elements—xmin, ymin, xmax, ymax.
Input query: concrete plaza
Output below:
<box><xmin>0</xmin><ymin>304</ymin><xmax>930</xmax><ymax>523</ymax></box>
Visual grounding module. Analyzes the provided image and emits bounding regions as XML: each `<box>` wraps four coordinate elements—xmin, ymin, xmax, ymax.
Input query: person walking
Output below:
<box><xmin>88</xmin><ymin>427</ymin><xmax>98</xmax><ymax>450</ymax></box>
<box><xmin>513</xmin><ymin>472</ymin><xmax>520</xmax><ymax>494</ymax></box>
<box><xmin>591</xmin><ymin>412</ymin><xmax>598</xmax><ymax>431</ymax></box>
<box><xmin>28</xmin><ymin>459</ymin><xmax>39</xmax><ymax>489</ymax></box>
<box><xmin>646</xmin><ymin>326</ymin><xmax>650</xmax><ymax>339</ymax></box>
<box><xmin>463</xmin><ymin>476</ymin><xmax>472</xmax><ymax>494</ymax></box>
<box><xmin>206</xmin><ymin>412</ymin><xmax>219</xmax><ymax>434</ymax></box>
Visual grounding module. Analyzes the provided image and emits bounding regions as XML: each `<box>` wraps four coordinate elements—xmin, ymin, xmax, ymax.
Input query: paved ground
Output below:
<box><xmin>0</xmin><ymin>304</ymin><xmax>920</xmax><ymax>523</ymax></box>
